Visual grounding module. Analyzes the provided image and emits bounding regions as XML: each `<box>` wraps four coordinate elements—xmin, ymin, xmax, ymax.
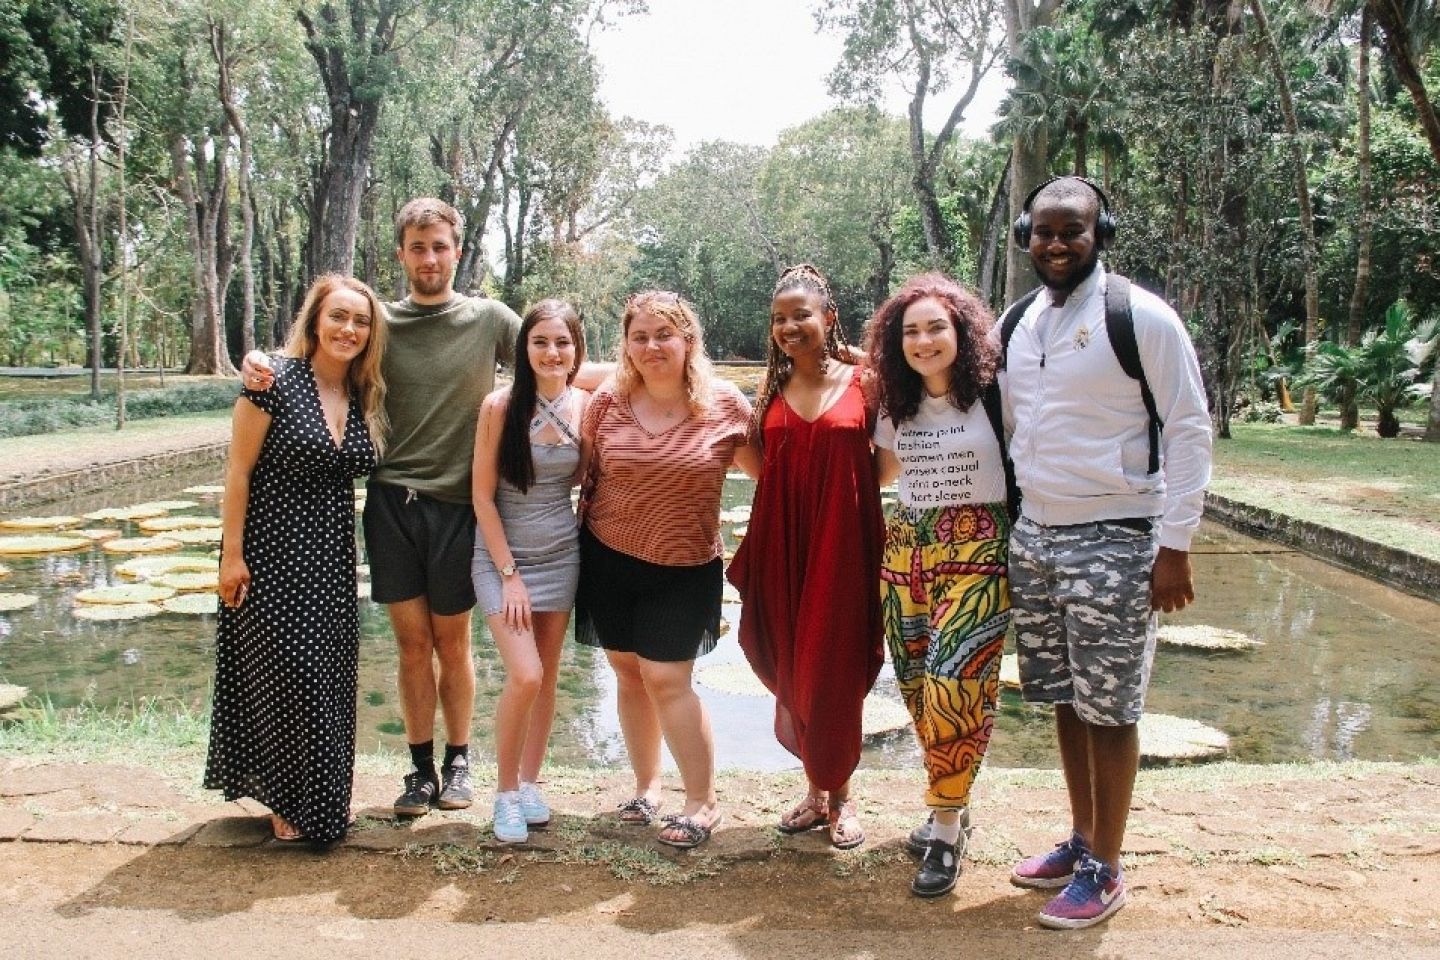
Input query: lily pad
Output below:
<box><xmin>151</xmin><ymin>571</ymin><xmax>220</xmax><ymax>592</ymax></box>
<box><xmin>137</xmin><ymin>515</ymin><xmax>222</xmax><ymax>533</ymax></box>
<box><xmin>182</xmin><ymin>485</ymin><xmax>226</xmax><ymax>496</ymax></box>
<box><xmin>101</xmin><ymin>537</ymin><xmax>183</xmax><ymax>554</ymax></box>
<box><xmin>129</xmin><ymin>500</ymin><xmax>199</xmax><ymax>513</ymax></box>
<box><xmin>721</xmin><ymin>582</ymin><xmax>741</xmax><ymax>604</ymax></box>
<box><xmin>0</xmin><ymin>535</ymin><xmax>92</xmax><ymax>555</ymax></box>
<box><xmin>163</xmin><ymin>528</ymin><xmax>223</xmax><ymax>545</ymax></box>
<box><xmin>75</xmin><ymin>583</ymin><xmax>177</xmax><ymax>605</ymax></box>
<box><xmin>1157</xmin><ymin>624</ymin><xmax>1263</xmax><ymax>652</ymax></box>
<box><xmin>113</xmin><ymin>555</ymin><xmax>217</xmax><ymax>580</ymax></box>
<box><xmin>999</xmin><ymin>653</ymin><xmax>1021</xmax><ymax>689</ymax></box>
<box><xmin>0</xmin><ymin>592</ymin><xmax>40</xmax><ymax>612</ymax></box>
<box><xmin>161</xmin><ymin>593</ymin><xmax>218</xmax><ymax>615</ymax></box>
<box><xmin>358</xmin><ymin>581</ymin><xmax>371</xmax><ymax>599</ymax></box>
<box><xmin>0</xmin><ymin>563</ymin><xmax>10</xmax><ymax>578</ymax></box>
<box><xmin>73</xmin><ymin>602</ymin><xmax>163</xmax><ymax>622</ymax></box>
<box><xmin>731</xmin><ymin>525</ymin><xmax>748</xmax><ymax>539</ymax></box>
<box><xmin>1138</xmin><ymin>713</ymin><xmax>1230</xmax><ymax>763</ymax></box>
<box><xmin>74</xmin><ymin>527</ymin><xmax>123</xmax><ymax>541</ymax></box>
<box><xmin>719</xmin><ymin>506</ymin><xmax>751</xmax><ymax>524</ymax></box>
<box><xmin>860</xmin><ymin>694</ymin><xmax>912</xmax><ymax>737</ymax></box>
<box><xmin>0</xmin><ymin>515</ymin><xmax>82</xmax><ymax>531</ymax></box>
<box><xmin>695</xmin><ymin>662</ymin><xmax>769</xmax><ymax>697</ymax></box>
<box><xmin>83</xmin><ymin>505</ymin><xmax>168</xmax><ymax>522</ymax></box>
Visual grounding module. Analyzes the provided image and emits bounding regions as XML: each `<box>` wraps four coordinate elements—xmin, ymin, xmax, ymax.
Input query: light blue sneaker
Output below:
<box><xmin>492</xmin><ymin>792</ymin><xmax>528</xmax><ymax>844</ymax></box>
<box><xmin>517</xmin><ymin>782</ymin><xmax>551</xmax><ymax>827</ymax></box>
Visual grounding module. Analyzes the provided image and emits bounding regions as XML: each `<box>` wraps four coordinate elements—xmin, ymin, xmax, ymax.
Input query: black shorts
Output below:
<box><xmin>575</xmin><ymin>526</ymin><xmax>722</xmax><ymax>663</ymax></box>
<box><xmin>362</xmin><ymin>480</ymin><xmax>477</xmax><ymax>617</ymax></box>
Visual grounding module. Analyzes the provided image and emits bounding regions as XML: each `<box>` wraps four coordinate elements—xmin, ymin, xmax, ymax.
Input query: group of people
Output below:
<box><xmin>204</xmin><ymin>177</ymin><xmax>1211</xmax><ymax>931</ymax></box>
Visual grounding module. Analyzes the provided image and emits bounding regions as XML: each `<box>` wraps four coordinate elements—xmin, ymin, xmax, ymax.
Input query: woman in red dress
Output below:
<box><xmin>727</xmin><ymin>264</ymin><xmax>885</xmax><ymax>849</ymax></box>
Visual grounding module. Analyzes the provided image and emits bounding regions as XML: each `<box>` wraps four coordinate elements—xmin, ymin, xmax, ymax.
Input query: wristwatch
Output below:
<box><xmin>500</xmin><ymin>562</ymin><xmax>517</xmax><ymax>577</ymax></box>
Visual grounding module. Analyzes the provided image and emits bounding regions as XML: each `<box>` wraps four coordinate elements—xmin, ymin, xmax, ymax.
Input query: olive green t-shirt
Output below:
<box><xmin>372</xmin><ymin>294</ymin><xmax>522</xmax><ymax>503</ymax></box>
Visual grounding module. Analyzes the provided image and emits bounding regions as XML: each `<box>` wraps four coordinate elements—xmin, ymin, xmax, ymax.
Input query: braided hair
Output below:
<box><xmin>749</xmin><ymin>264</ymin><xmax>852</xmax><ymax>448</ymax></box>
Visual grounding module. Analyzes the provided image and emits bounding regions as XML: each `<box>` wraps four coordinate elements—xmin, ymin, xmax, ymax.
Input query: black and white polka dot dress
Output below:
<box><xmin>203</xmin><ymin>356</ymin><xmax>377</xmax><ymax>843</ymax></box>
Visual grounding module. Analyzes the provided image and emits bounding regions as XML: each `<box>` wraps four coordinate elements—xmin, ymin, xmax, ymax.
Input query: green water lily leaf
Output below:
<box><xmin>75</xmin><ymin>584</ymin><xmax>177</xmax><ymax>605</ymax></box>
<box><xmin>0</xmin><ymin>535</ymin><xmax>92</xmax><ymax>555</ymax></box>
<box><xmin>73</xmin><ymin>602</ymin><xmax>164</xmax><ymax>621</ymax></box>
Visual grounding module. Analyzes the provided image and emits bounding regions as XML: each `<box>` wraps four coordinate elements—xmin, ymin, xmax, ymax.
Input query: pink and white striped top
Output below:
<box><xmin>583</xmin><ymin>380</ymin><xmax>750</xmax><ymax>567</ymax></box>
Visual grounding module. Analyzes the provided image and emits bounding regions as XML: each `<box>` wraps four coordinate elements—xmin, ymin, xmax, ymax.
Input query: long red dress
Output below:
<box><xmin>727</xmin><ymin>370</ymin><xmax>885</xmax><ymax>791</ymax></box>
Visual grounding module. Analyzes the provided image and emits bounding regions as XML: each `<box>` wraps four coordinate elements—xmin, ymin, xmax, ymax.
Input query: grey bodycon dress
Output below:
<box><xmin>471</xmin><ymin>440</ymin><xmax>581</xmax><ymax>616</ymax></box>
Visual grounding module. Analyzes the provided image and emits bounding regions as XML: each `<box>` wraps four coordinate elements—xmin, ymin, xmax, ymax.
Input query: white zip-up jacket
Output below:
<box><xmin>999</xmin><ymin>264</ymin><xmax>1213</xmax><ymax>552</ymax></box>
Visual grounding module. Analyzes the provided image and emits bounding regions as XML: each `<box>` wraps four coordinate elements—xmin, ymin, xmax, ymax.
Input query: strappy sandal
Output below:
<box><xmin>828</xmin><ymin>800</ymin><xmax>865</xmax><ymax>851</ymax></box>
<box><xmin>271</xmin><ymin>814</ymin><xmax>305</xmax><ymax>842</ymax></box>
<box><xmin>656</xmin><ymin>812</ymin><xmax>722</xmax><ymax>849</ymax></box>
<box><xmin>776</xmin><ymin>795</ymin><xmax>828</xmax><ymax>834</ymax></box>
<box><xmin>616</xmin><ymin>796</ymin><xmax>661</xmax><ymax>825</ymax></box>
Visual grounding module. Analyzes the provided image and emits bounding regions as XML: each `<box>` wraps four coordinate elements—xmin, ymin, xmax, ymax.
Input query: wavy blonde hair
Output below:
<box><xmin>283</xmin><ymin>274</ymin><xmax>390</xmax><ymax>455</ymax></box>
<box><xmin>615</xmin><ymin>290</ymin><xmax>713</xmax><ymax>415</ymax></box>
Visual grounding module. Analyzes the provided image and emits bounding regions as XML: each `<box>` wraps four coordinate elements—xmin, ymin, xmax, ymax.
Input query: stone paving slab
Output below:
<box><xmin>115</xmin><ymin>820</ymin><xmax>201</xmax><ymax>846</ymax></box>
<box><xmin>192</xmin><ymin>817</ymin><xmax>273</xmax><ymax>848</ymax></box>
<box><xmin>0</xmin><ymin>809</ymin><xmax>36</xmax><ymax>840</ymax></box>
<box><xmin>21</xmin><ymin>813</ymin><xmax>127</xmax><ymax>843</ymax></box>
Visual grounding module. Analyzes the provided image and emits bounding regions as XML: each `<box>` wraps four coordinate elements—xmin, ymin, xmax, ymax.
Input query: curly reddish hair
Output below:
<box><xmin>863</xmin><ymin>273</ymin><xmax>998</xmax><ymax>426</ymax></box>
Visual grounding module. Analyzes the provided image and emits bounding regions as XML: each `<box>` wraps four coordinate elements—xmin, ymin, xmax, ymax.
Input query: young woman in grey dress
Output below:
<box><xmin>471</xmin><ymin>299</ymin><xmax>589</xmax><ymax>844</ymax></box>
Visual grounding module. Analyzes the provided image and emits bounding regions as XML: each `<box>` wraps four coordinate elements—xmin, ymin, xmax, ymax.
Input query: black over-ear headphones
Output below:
<box><xmin>1012</xmin><ymin>175</ymin><xmax>1117</xmax><ymax>249</ymax></box>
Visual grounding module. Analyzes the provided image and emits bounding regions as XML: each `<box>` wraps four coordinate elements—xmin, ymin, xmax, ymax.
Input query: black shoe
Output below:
<box><xmin>393</xmin><ymin>770</ymin><xmax>438</xmax><ymax>817</ymax></box>
<box><xmin>911</xmin><ymin>838</ymin><xmax>961</xmax><ymax>898</ymax></box>
<box><xmin>438</xmin><ymin>755</ymin><xmax>474</xmax><ymax>810</ymax></box>
<box><xmin>906</xmin><ymin>806</ymin><xmax>972</xmax><ymax>856</ymax></box>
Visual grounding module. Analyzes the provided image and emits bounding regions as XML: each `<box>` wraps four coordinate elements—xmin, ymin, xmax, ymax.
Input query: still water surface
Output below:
<box><xmin>1</xmin><ymin>463</ymin><xmax>1436</xmax><ymax>771</ymax></box>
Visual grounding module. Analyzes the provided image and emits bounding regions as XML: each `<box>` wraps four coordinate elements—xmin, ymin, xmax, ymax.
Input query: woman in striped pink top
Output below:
<box><xmin>576</xmin><ymin>291</ymin><xmax>760</xmax><ymax>849</ymax></box>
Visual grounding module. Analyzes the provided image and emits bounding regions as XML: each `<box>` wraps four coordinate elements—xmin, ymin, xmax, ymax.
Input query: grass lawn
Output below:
<box><xmin>1212</xmin><ymin>422</ymin><xmax>1440</xmax><ymax>561</ymax></box>
<box><xmin>0</xmin><ymin>371</ymin><xmax>225</xmax><ymax>402</ymax></box>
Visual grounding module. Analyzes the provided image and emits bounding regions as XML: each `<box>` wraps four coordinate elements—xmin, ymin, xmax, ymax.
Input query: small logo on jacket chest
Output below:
<box><xmin>1073</xmin><ymin>325</ymin><xmax>1092</xmax><ymax>350</ymax></box>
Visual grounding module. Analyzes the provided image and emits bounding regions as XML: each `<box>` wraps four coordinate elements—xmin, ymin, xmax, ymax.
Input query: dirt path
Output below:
<box><xmin>1</xmin><ymin>758</ymin><xmax>1436</xmax><ymax>958</ymax></box>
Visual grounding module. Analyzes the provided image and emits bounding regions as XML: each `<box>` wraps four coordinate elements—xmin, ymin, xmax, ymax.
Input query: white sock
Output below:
<box><xmin>932</xmin><ymin>812</ymin><xmax>963</xmax><ymax>846</ymax></box>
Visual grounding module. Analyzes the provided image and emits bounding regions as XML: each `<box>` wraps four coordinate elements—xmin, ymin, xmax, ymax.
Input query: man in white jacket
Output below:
<box><xmin>1000</xmin><ymin>177</ymin><xmax>1212</xmax><ymax>930</ymax></box>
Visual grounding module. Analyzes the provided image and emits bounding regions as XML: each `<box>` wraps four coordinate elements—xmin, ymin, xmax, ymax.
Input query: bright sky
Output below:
<box><xmin>590</xmin><ymin>0</ymin><xmax>1009</xmax><ymax>158</ymax></box>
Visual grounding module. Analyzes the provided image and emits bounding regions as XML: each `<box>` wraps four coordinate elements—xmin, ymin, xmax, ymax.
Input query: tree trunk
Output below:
<box><xmin>1071</xmin><ymin>116</ymin><xmax>1088</xmax><ymax>178</ymax></box>
<box><xmin>1342</xmin><ymin>6</ymin><xmax>1374</xmax><ymax>431</ymax></box>
<box><xmin>977</xmin><ymin>152</ymin><xmax>1012</xmax><ymax>308</ymax></box>
<box><xmin>298</xmin><ymin>2</ymin><xmax>400</xmax><ymax>279</ymax></box>
<box><xmin>1002</xmin><ymin>0</ymin><xmax>1062</xmax><ymax>304</ymax></box>
<box><xmin>1368</xmin><ymin>0</ymin><xmax>1440</xmax><ymax>170</ymax></box>
<box><xmin>1426</xmin><ymin>362</ymin><xmax>1440</xmax><ymax>442</ymax></box>
<box><xmin>1249</xmin><ymin>0</ymin><xmax>1320</xmax><ymax>424</ymax></box>
<box><xmin>115</xmin><ymin>13</ymin><xmax>134</xmax><ymax>429</ymax></box>
<box><xmin>213</xmin><ymin>20</ymin><xmax>256</xmax><ymax>358</ymax></box>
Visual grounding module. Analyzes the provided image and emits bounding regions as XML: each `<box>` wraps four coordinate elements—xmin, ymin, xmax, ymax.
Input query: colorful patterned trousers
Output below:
<box><xmin>880</xmin><ymin>502</ymin><xmax>1010</xmax><ymax>810</ymax></box>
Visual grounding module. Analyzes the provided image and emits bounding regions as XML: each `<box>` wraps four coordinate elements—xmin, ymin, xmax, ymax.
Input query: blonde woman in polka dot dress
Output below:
<box><xmin>205</xmin><ymin>274</ymin><xmax>389</xmax><ymax>844</ymax></box>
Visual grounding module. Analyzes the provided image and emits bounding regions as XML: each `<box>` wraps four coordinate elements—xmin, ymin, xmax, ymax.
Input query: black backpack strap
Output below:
<box><xmin>1104</xmin><ymin>275</ymin><xmax>1162</xmax><ymax>475</ymax></box>
<box><xmin>997</xmin><ymin>287</ymin><xmax>1043</xmax><ymax>370</ymax></box>
<box><xmin>980</xmin><ymin>380</ymin><xmax>1021</xmax><ymax>522</ymax></box>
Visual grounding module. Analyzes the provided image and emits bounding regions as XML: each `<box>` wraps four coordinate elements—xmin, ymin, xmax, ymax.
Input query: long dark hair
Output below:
<box><xmin>498</xmin><ymin>299</ymin><xmax>586</xmax><ymax>493</ymax></box>
<box><xmin>863</xmin><ymin>273</ymin><xmax>997</xmax><ymax>426</ymax></box>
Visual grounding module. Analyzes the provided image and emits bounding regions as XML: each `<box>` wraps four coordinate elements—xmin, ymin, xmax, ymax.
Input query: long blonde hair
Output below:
<box><xmin>283</xmin><ymin>274</ymin><xmax>390</xmax><ymax>455</ymax></box>
<box><xmin>616</xmin><ymin>290</ymin><xmax>713</xmax><ymax>415</ymax></box>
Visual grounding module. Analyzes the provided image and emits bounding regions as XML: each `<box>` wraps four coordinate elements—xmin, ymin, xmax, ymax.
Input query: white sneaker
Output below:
<box><xmin>517</xmin><ymin>782</ymin><xmax>551</xmax><ymax>827</ymax></box>
<box><xmin>492</xmin><ymin>793</ymin><xmax>528</xmax><ymax>844</ymax></box>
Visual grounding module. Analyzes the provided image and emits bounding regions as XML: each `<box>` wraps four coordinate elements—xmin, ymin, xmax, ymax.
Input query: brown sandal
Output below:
<box><xmin>271</xmin><ymin>814</ymin><xmax>305</xmax><ymax>842</ymax></box>
<box><xmin>776</xmin><ymin>795</ymin><xmax>828</xmax><ymax>834</ymax></box>
<box><xmin>828</xmin><ymin>800</ymin><xmax>865</xmax><ymax>850</ymax></box>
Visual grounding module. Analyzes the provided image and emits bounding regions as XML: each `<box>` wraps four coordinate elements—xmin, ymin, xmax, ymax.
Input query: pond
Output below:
<box><xmin>1</xmin><ymin>462</ymin><xmax>1436</xmax><ymax>773</ymax></box>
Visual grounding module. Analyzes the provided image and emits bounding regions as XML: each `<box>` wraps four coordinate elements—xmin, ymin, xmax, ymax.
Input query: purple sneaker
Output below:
<box><xmin>1037</xmin><ymin>854</ymin><xmax>1127</xmax><ymax>930</ymax></box>
<box><xmin>1011</xmin><ymin>830</ymin><xmax>1087</xmax><ymax>889</ymax></box>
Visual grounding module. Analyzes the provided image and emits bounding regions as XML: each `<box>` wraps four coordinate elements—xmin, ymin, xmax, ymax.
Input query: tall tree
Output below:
<box><xmin>1001</xmin><ymin>0</ymin><xmax>1063</xmax><ymax>301</ymax></box>
<box><xmin>1342</xmin><ymin>6</ymin><xmax>1375</xmax><ymax>430</ymax></box>
<box><xmin>818</xmin><ymin>0</ymin><xmax>1004</xmax><ymax>270</ymax></box>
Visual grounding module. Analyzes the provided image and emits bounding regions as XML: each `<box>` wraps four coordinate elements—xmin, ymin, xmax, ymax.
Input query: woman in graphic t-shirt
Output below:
<box><xmin>865</xmin><ymin>273</ymin><xmax>1014</xmax><ymax>899</ymax></box>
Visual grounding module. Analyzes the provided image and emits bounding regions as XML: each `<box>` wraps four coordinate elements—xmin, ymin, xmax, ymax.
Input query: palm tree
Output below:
<box><xmin>1301</xmin><ymin>341</ymin><xmax>1365</xmax><ymax>431</ymax></box>
<box><xmin>1357</xmin><ymin>301</ymin><xmax>1428</xmax><ymax>438</ymax></box>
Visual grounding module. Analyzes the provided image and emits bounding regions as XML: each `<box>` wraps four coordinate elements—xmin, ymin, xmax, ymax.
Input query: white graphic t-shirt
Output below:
<box><xmin>873</xmin><ymin>395</ymin><xmax>1006</xmax><ymax>510</ymax></box>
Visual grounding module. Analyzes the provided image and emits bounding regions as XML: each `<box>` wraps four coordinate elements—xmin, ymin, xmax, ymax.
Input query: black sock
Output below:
<box><xmin>443</xmin><ymin>743</ymin><xmax>468</xmax><ymax>769</ymax></box>
<box><xmin>409</xmin><ymin>741</ymin><xmax>437</xmax><ymax>782</ymax></box>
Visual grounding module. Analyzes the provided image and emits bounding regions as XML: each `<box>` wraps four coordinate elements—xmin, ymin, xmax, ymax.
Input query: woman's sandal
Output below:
<box><xmin>828</xmin><ymin>800</ymin><xmax>865</xmax><ymax>851</ymax></box>
<box><xmin>616</xmin><ymin>796</ymin><xmax>661</xmax><ymax>825</ymax></box>
<box><xmin>656</xmin><ymin>812</ymin><xmax>723</xmax><ymax>849</ymax></box>
<box><xmin>271</xmin><ymin>814</ymin><xmax>305</xmax><ymax>842</ymax></box>
<box><xmin>775</xmin><ymin>795</ymin><xmax>828</xmax><ymax>834</ymax></box>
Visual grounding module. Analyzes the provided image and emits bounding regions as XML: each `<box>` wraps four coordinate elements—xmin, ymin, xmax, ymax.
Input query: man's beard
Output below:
<box><xmin>1037</xmin><ymin>247</ymin><xmax>1100</xmax><ymax>295</ymax></box>
<box><xmin>408</xmin><ymin>271</ymin><xmax>449</xmax><ymax>297</ymax></box>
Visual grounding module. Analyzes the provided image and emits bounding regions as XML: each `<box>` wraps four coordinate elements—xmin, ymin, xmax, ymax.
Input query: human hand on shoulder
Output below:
<box><xmin>241</xmin><ymin>351</ymin><xmax>275</xmax><ymax>392</ymax></box>
<box><xmin>1150</xmin><ymin>546</ymin><xmax>1194</xmax><ymax>613</ymax></box>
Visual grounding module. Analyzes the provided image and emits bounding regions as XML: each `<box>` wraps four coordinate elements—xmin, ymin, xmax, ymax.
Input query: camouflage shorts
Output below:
<box><xmin>1009</xmin><ymin>516</ymin><xmax>1159</xmax><ymax>726</ymax></box>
